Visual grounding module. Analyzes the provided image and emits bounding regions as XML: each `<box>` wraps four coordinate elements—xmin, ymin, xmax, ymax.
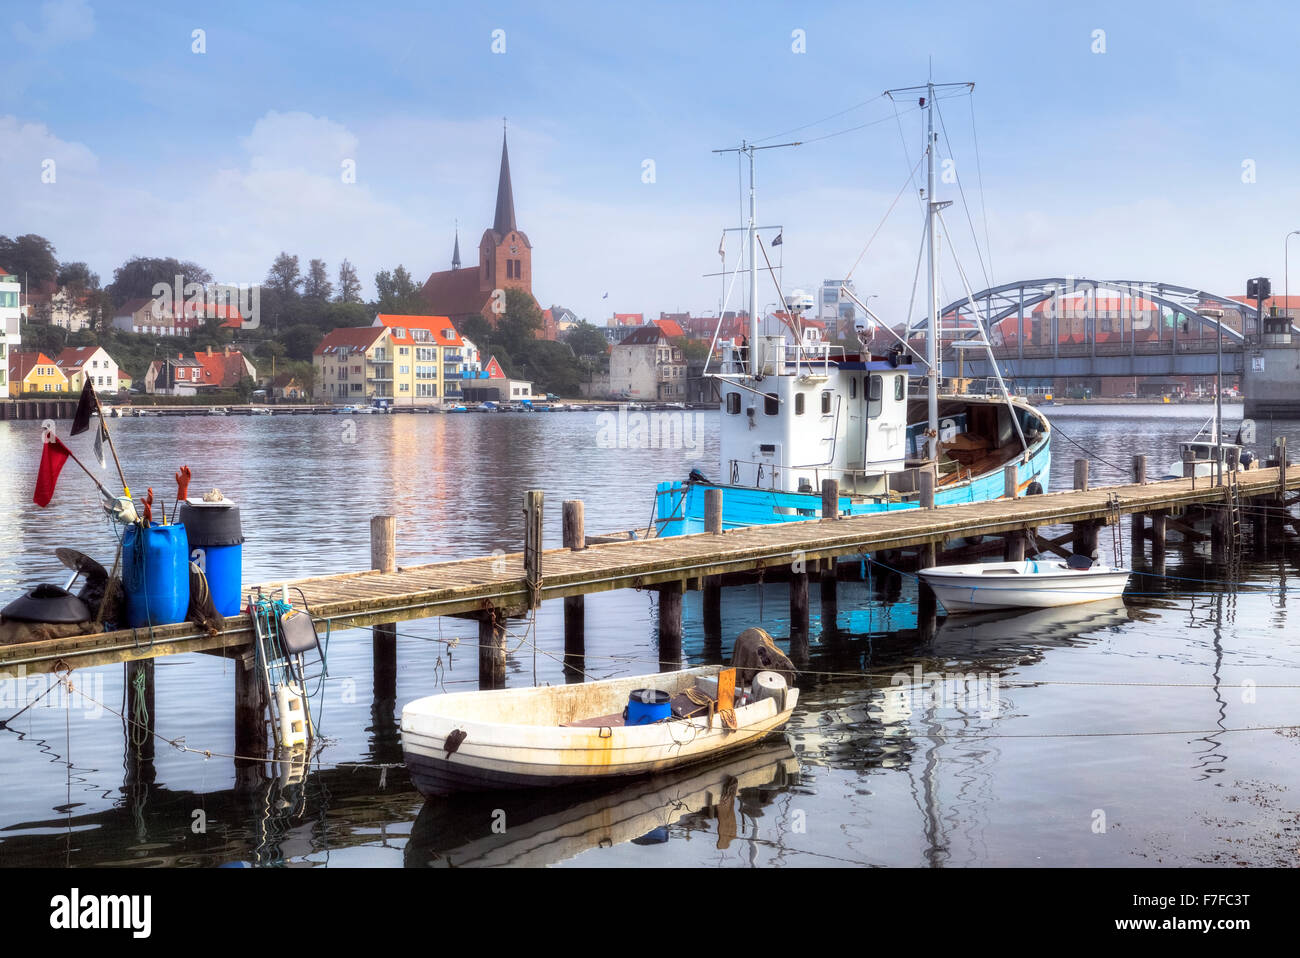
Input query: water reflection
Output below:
<box><xmin>404</xmin><ymin>741</ymin><xmax>799</xmax><ymax>867</ymax></box>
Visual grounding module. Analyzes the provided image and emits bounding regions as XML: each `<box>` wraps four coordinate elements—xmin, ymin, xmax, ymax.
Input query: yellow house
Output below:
<box><xmin>8</xmin><ymin>351</ymin><xmax>70</xmax><ymax>397</ymax></box>
<box><xmin>312</xmin><ymin>325</ymin><xmax>393</xmax><ymax>403</ymax></box>
<box><xmin>371</xmin><ymin>314</ymin><xmax>464</xmax><ymax>405</ymax></box>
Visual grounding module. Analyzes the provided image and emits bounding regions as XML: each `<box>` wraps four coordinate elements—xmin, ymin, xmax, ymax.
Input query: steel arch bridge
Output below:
<box><xmin>924</xmin><ymin>278</ymin><xmax>1265</xmax><ymax>381</ymax></box>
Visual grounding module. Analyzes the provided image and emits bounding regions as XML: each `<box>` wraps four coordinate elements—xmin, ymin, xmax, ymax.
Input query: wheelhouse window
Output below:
<box><xmin>850</xmin><ymin>377</ymin><xmax>857</xmax><ymax>399</ymax></box>
<box><xmin>726</xmin><ymin>392</ymin><xmax>741</xmax><ymax>414</ymax></box>
<box><xmin>821</xmin><ymin>391</ymin><xmax>832</xmax><ymax>414</ymax></box>
<box><xmin>794</xmin><ymin>393</ymin><xmax>805</xmax><ymax>415</ymax></box>
<box><xmin>894</xmin><ymin>375</ymin><xmax>905</xmax><ymax>401</ymax></box>
<box><xmin>867</xmin><ymin>374</ymin><xmax>883</xmax><ymax>418</ymax></box>
<box><xmin>764</xmin><ymin>392</ymin><xmax>779</xmax><ymax>415</ymax></box>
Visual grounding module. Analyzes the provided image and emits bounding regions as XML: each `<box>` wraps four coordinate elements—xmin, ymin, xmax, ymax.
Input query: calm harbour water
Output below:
<box><xmin>2</xmin><ymin>402</ymin><xmax>1300</xmax><ymax>868</ymax></box>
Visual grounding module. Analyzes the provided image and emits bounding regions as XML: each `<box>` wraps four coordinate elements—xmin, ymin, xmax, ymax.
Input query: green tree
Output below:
<box><xmin>282</xmin><ymin>323</ymin><xmax>321</xmax><ymax>361</ymax></box>
<box><xmin>303</xmin><ymin>258</ymin><xmax>332</xmax><ymax>301</ymax></box>
<box><xmin>106</xmin><ymin>256</ymin><xmax>212</xmax><ymax>306</ymax></box>
<box><xmin>336</xmin><ymin>259</ymin><xmax>361</xmax><ymax>303</ymax></box>
<box><xmin>515</xmin><ymin>339</ymin><xmax>581</xmax><ymax>397</ymax></box>
<box><xmin>495</xmin><ymin>288</ymin><xmax>544</xmax><ymax>360</ymax></box>
<box><xmin>0</xmin><ymin>234</ymin><xmax>59</xmax><ymax>287</ymax></box>
<box><xmin>564</xmin><ymin>321</ymin><xmax>610</xmax><ymax>361</ymax></box>
<box><xmin>373</xmin><ymin>265</ymin><xmax>424</xmax><ymax>314</ymax></box>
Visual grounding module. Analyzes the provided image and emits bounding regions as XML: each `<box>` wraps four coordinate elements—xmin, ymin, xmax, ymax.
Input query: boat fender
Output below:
<box><xmin>1025</xmin><ymin>481</ymin><xmax>1043</xmax><ymax>496</ymax></box>
<box><xmin>751</xmin><ymin>671</ymin><xmax>788</xmax><ymax>711</ymax></box>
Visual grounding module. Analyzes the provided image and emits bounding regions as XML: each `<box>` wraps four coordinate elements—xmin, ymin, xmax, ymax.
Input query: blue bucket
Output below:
<box><xmin>123</xmin><ymin>522</ymin><xmax>190</xmax><ymax>627</ymax></box>
<box><xmin>626</xmin><ymin>688</ymin><xmax>671</xmax><ymax>726</ymax></box>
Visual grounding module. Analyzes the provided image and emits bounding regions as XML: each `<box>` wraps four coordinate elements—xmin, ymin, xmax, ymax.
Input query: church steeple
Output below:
<box><xmin>493</xmin><ymin>127</ymin><xmax>516</xmax><ymax>235</ymax></box>
<box><xmin>452</xmin><ymin>221</ymin><xmax>461</xmax><ymax>270</ymax></box>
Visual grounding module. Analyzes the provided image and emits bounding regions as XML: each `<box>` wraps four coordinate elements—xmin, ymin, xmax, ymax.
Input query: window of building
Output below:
<box><xmin>394</xmin><ymin>328</ymin><xmax>406</xmax><ymax>339</ymax></box>
<box><xmin>399</xmin><ymin>365</ymin><xmax>410</xmax><ymax>375</ymax></box>
<box><xmin>399</xmin><ymin>347</ymin><xmax>409</xmax><ymax>355</ymax></box>
<box><xmin>764</xmin><ymin>392</ymin><xmax>779</xmax><ymax>415</ymax></box>
<box><xmin>400</xmin><ymin>383</ymin><xmax>410</xmax><ymax>392</ymax></box>
<box><xmin>794</xmin><ymin>393</ymin><xmax>805</xmax><ymax>415</ymax></box>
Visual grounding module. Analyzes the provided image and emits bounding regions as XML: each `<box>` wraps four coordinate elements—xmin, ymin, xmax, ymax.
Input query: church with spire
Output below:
<box><xmin>421</xmin><ymin>128</ymin><xmax>552</xmax><ymax>336</ymax></box>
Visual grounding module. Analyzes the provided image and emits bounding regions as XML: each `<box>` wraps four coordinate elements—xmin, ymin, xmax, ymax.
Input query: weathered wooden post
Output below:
<box><xmin>703</xmin><ymin>489</ymin><xmax>723</xmax><ymax>649</ymax></box>
<box><xmin>1131</xmin><ymin>456</ymin><xmax>1147</xmax><ymax>555</ymax></box>
<box><xmin>123</xmin><ymin>658</ymin><xmax>155</xmax><ymax>780</ymax></box>
<box><xmin>523</xmin><ymin>491</ymin><xmax>544</xmax><ymax>610</ymax></box>
<box><xmin>1211</xmin><ymin>504</ymin><xmax>1227</xmax><ymax>562</ymax></box>
<box><xmin>1002</xmin><ymin>464</ymin><xmax>1023</xmax><ymax>560</ymax></box>
<box><xmin>478</xmin><ymin>609</ymin><xmax>508</xmax><ymax>690</ymax></box>
<box><xmin>234</xmin><ymin>654</ymin><xmax>267</xmax><ymax>790</ymax></box>
<box><xmin>919</xmin><ymin>468</ymin><xmax>936</xmax><ymax>509</ymax></box>
<box><xmin>822</xmin><ymin>478</ymin><xmax>839</xmax><ymax>520</ymax></box>
<box><xmin>1133</xmin><ymin>454</ymin><xmax>1147</xmax><ymax>485</ymax></box>
<box><xmin>820</xmin><ymin>557</ymin><xmax>839</xmax><ymax>643</ymax></box>
<box><xmin>562</xmin><ymin>500</ymin><xmax>585</xmax><ymax>683</ymax></box>
<box><xmin>658</xmin><ymin>580</ymin><xmax>683</xmax><ymax>671</ymax></box>
<box><xmin>1151</xmin><ymin>510</ymin><xmax>1167</xmax><ymax>573</ymax></box>
<box><xmin>370</xmin><ymin>515</ymin><xmax>397</xmax><ymax>706</ymax></box>
<box><xmin>1074</xmin><ymin>459</ymin><xmax>1090</xmax><ymax>492</ymax></box>
<box><xmin>1073</xmin><ymin>521</ymin><xmax>1099</xmax><ymax>557</ymax></box>
<box><xmin>789</xmin><ymin>555</ymin><xmax>809</xmax><ymax>643</ymax></box>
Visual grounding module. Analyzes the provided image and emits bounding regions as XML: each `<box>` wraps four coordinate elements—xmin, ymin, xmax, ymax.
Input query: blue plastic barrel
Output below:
<box><xmin>626</xmin><ymin>689</ymin><xmax>671</xmax><ymax>725</ymax></box>
<box><xmin>177</xmin><ymin>500</ymin><xmax>244</xmax><ymax>617</ymax></box>
<box><xmin>123</xmin><ymin>522</ymin><xmax>190</xmax><ymax>627</ymax></box>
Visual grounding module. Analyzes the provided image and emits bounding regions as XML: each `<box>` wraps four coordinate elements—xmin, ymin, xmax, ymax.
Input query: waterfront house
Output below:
<box><xmin>312</xmin><ymin>325</ymin><xmax>391</xmax><ymax>403</ymax></box>
<box><xmin>609</xmin><ymin>326</ymin><xmax>687</xmax><ymax>401</ymax></box>
<box><xmin>271</xmin><ymin>372</ymin><xmax>307</xmax><ymax>400</ymax></box>
<box><xmin>371</xmin><ymin>313</ymin><xmax>464</xmax><ymax>405</ymax></box>
<box><xmin>8</xmin><ymin>351</ymin><xmax>70</xmax><ymax>397</ymax></box>
<box><xmin>55</xmin><ymin>346</ymin><xmax>120</xmax><ymax>395</ymax></box>
<box><xmin>144</xmin><ymin>355</ymin><xmax>202</xmax><ymax>395</ymax></box>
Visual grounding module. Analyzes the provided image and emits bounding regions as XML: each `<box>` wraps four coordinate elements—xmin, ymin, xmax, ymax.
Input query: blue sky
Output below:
<box><xmin>5</xmin><ymin>0</ymin><xmax>1300</xmax><ymax>324</ymax></box>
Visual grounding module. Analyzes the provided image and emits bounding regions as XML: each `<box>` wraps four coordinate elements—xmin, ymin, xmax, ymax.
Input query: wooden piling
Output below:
<box><xmin>1074</xmin><ymin>459</ymin><xmax>1090</xmax><ymax>492</ymax></box>
<box><xmin>819</xmin><ymin>559</ymin><xmax>838</xmax><ymax>643</ymax></box>
<box><xmin>562</xmin><ymin>500</ymin><xmax>585</xmax><ymax>682</ymax></box>
<box><xmin>478</xmin><ymin>609</ymin><xmax>508</xmax><ymax>690</ymax></box>
<box><xmin>658</xmin><ymin>581</ymin><xmax>683</xmax><ymax>671</ymax></box>
<box><xmin>705</xmin><ymin>488</ymin><xmax>723</xmax><ymax>534</ymax></box>
<box><xmin>1151</xmin><ymin>511</ymin><xmax>1167</xmax><ymax>568</ymax></box>
<box><xmin>1211</xmin><ymin>506</ymin><xmax>1227</xmax><ymax>562</ymax></box>
<box><xmin>789</xmin><ymin>561</ymin><xmax>809</xmax><ymax>638</ymax></box>
<box><xmin>370</xmin><ymin>515</ymin><xmax>397</xmax><ymax>705</ymax></box>
<box><xmin>234</xmin><ymin>657</ymin><xmax>266</xmax><ymax>789</ymax></box>
<box><xmin>1004</xmin><ymin>463</ymin><xmax>1018</xmax><ymax>500</ymax></box>
<box><xmin>919</xmin><ymin>468</ymin><xmax>935</xmax><ymax>509</ymax></box>
<box><xmin>124</xmin><ymin>658</ymin><xmax>155</xmax><ymax>776</ymax></box>
<box><xmin>1003</xmin><ymin>531</ymin><xmax>1025</xmax><ymax>562</ymax></box>
<box><xmin>1073</xmin><ymin>520</ymin><xmax>1098</xmax><ymax>557</ymax></box>
<box><xmin>703</xmin><ymin>488</ymin><xmax>723</xmax><ymax>648</ymax></box>
<box><xmin>1133</xmin><ymin>454</ymin><xmax>1147</xmax><ymax>485</ymax></box>
<box><xmin>822</xmin><ymin>479</ymin><xmax>839</xmax><ymax>520</ymax></box>
<box><xmin>523</xmin><ymin>490</ymin><xmax>543</xmax><ymax>610</ymax></box>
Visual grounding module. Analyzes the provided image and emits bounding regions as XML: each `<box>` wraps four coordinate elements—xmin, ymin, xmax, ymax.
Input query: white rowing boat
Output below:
<box><xmin>401</xmin><ymin>665</ymin><xmax>798</xmax><ymax>797</ymax></box>
<box><xmin>919</xmin><ymin>558</ymin><xmax>1131</xmax><ymax>613</ymax></box>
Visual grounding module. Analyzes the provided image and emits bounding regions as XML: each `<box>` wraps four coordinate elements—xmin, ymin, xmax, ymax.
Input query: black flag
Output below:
<box><xmin>772</xmin><ymin>232</ymin><xmax>783</xmax><ymax>246</ymax></box>
<box><xmin>70</xmin><ymin>380</ymin><xmax>95</xmax><ymax>436</ymax></box>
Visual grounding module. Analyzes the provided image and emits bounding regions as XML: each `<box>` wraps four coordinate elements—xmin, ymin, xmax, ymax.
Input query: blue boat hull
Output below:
<box><xmin>654</xmin><ymin>441</ymin><xmax>1052</xmax><ymax>537</ymax></box>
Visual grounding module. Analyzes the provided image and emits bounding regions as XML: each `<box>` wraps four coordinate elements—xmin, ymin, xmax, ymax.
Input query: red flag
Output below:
<box><xmin>34</xmin><ymin>436</ymin><xmax>72</xmax><ymax>507</ymax></box>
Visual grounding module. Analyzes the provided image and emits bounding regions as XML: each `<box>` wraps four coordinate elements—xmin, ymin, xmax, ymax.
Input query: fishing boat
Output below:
<box><xmin>401</xmin><ymin>665</ymin><xmax>797</xmax><ymax>797</ymax></box>
<box><xmin>1163</xmin><ymin>415</ymin><xmax>1249</xmax><ymax>479</ymax></box>
<box><xmin>652</xmin><ymin>82</ymin><xmax>1050</xmax><ymax>536</ymax></box>
<box><xmin>918</xmin><ymin>557</ymin><xmax>1131</xmax><ymax>613</ymax></box>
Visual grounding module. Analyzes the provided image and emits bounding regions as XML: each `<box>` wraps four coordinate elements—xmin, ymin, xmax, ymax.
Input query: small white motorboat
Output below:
<box><xmin>919</xmin><ymin>557</ymin><xmax>1131</xmax><ymax>613</ymax></box>
<box><xmin>401</xmin><ymin>665</ymin><xmax>798</xmax><ymax>797</ymax></box>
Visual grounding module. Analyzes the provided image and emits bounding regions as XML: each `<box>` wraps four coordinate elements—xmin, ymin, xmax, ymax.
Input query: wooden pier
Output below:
<box><xmin>4</xmin><ymin>451</ymin><xmax>1298</xmax><ymax>776</ymax></box>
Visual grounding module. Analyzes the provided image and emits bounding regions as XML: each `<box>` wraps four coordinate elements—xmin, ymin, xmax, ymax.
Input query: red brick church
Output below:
<box><xmin>421</xmin><ymin>130</ymin><xmax>553</xmax><ymax>338</ymax></box>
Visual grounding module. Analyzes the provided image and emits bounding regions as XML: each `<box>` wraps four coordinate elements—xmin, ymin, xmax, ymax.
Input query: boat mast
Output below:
<box><xmin>748</xmin><ymin>141</ymin><xmax>759</xmax><ymax>379</ymax></box>
<box><xmin>925</xmin><ymin>84</ymin><xmax>940</xmax><ymax>461</ymax></box>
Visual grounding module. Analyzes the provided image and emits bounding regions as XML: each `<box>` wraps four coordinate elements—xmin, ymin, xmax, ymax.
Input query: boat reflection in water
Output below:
<box><xmin>788</xmin><ymin>598</ymin><xmax>1136</xmax><ymax>773</ymax></box>
<box><xmin>404</xmin><ymin>741</ymin><xmax>799</xmax><ymax>867</ymax></box>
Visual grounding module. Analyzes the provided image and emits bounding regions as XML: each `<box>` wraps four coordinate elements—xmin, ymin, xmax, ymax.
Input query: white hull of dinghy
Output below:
<box><xmin>400</xmin><ymin>665</ymin><xmax>798</xmax><ymax>796</ymax></box>
<box><xmin>919</xmin><ymin>560</ymin><xmax>1131</xmax><ymax>613</ymax></box>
